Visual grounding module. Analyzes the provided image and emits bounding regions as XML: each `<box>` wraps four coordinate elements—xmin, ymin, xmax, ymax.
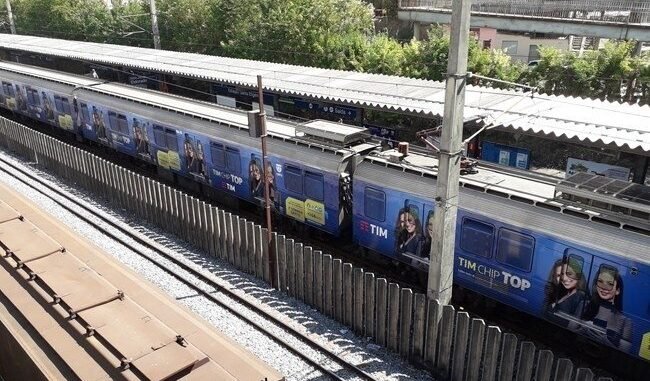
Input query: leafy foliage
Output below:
<box><xmin>5</xmin><ymin>0</ymin><xmax>650</xmax><ymax>103</ymax></box>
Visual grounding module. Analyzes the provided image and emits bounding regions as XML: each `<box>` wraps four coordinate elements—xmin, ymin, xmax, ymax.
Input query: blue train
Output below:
<box><xmin>1</xmin><ymin>62</ymin><xmax>649</xmax><ymax>362</ymax></box>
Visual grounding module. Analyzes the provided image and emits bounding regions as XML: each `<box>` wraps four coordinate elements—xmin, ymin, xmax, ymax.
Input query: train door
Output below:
<box><xmin>581</xmin><ymin>256</ymin><xmax>634</xmax><ymax>353</ymax></box>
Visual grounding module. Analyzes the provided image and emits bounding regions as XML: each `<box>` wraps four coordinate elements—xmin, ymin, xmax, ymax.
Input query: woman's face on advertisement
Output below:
<box><xmin>561</xmin><ymin>263</ymin><xmax>578</xmax><ymax>291</ymax></box>
<box><xmin>596</xmin><ymin>271</ymin><xmax>619</xmax><ymax>302</ymax></box>
<box><xmin>400</xmin><ymin>213</ymin><xmax>416</xmax><ymax>234</ymax></box>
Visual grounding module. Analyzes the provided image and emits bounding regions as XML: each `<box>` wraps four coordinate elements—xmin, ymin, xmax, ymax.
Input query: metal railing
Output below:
<box><xmin>399</xmin><ymin>0</ymin><xmax>650</xmax><ymax>24</ymax></box>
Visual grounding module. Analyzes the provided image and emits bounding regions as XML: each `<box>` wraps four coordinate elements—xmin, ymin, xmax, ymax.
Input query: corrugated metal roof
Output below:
<box><xmin>1</xmin><ymin>34</ymin><xmax>649</xmax><ymax>153</ymax></box>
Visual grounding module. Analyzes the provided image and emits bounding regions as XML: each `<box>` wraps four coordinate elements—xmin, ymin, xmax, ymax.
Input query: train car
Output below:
<box><xmin>0</xmin><ymin>61</ymin><xmax>373</xmax><ymax>237</ymax></box>
<box><xmin>3</xmin><ymin>61</ymin><xmax>650</xmax><ymax>363</ymax></box>
<box><xmin>353</xmin><ymin>148</ymin><xmax>650</xmax><ymax>361</ymax></box>
<box><xmin>0</xmin><ymin>65</ymin><xmax>95</xmax><ymax>132</ymax></box>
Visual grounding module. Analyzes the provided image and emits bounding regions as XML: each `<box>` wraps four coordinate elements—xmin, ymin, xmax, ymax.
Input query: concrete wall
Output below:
<box><xmin>492</xmin><ymin>32</ymin><xmax>570</xmax><ymax>63</ymax></box>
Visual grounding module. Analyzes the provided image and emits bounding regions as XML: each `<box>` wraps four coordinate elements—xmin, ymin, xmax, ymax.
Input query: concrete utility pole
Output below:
<box><xmin>5</xmin><ymin>0</ymin><xmax>16</xmax><ymax>35</ymax></box>
<box><xmin>150</xmin><ymin>0</ymin><xmax>161</xmax><ymax>50</ymax></box>
<box><xmin>427</xmin><ymin>0</ymin><xmax>472</xmax><ymax>305</ymax></box>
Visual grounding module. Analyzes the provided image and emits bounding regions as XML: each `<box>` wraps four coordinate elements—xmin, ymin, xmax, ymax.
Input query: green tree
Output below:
<box><xmin>155</xmin><ymin>0</ymin><xmax>223</xmax><ymax>53</ymax></box>
<box><xmin>13</xmin><ymin>0</ymin><xmax>114</xmax><ymax>42</ymax></box>
<box><xmin>363</xmin><ymin>33</ymin><xmax>405</xmax><ymax>75</ymax></box>
<box><xmin>526</xmin><ymin>41</ymin><xmax>647</xmax><ymax>102</ymax></box>
<box><xmin>217</xmin><ymin>0</ymin><xmax>373</xmax><ymax>65</ymax></box>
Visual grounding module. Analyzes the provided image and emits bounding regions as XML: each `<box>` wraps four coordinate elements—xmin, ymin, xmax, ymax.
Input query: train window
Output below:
<box><xmin>225</xmin><ymin>147</ymin><xmax>241</xmax><ymax>175</ymax></box>
<box><xmin>284</xmin><ymin>165</ymin><xmax>303</xmax><ymax>194</ymax></box>
<box><xmin>304</xmin><ymin>171</ymin><xmax>324</xmax><ymax>201</ymax></box>
<box><xmin>153</xmin><ymin>125</ymin><xmax>166</xmax><ymax>146</ymax></box>
<box><xmin>80</xmin><ymin>103</ymin><xmax>90</xmax><ymax>123</ymax></box>
<box><xmin>2</xmin><ymin>82</ymin><xmax>14</xmax><ymax>97</ymax></box>
<box><xmin>54</xmin><ymin>95</ymin><xmax>63</xmax><ymax>112</ymax></box>
<box><xmin>29</xmin><ymin>89</ymin><xmax>40</xmax><ymax>106</ymax></box>
<box><xmin>460</xmin><ymin>218</ymin><xmax>494</xmax><ymax>258</ymax></box>
<box><xmin>210</xmin><ymin>143</ymin><xmax>225</xmax><ymax>168</ymax></box>
<box><xmin>496</xmin><ymin>229</ymin><xmax>535</xmax><ymax>272</ymax></box>
<box><xmin>108</xmin><ymin>111</ymin><xmax>118</xmax><ymax>130</ymax></box>
<box><xmin>364</xmin><ymin>187</ymin><xmax>385</xmax><ymax>221</ymax></box>
<box><xmin>165</xmin><ymin>129</ymin><xmax>178</xmax><ymax>152</ymax></box>
<box><xmin>117</xmin><ymin>114</ymin><xmax>128</xmax><ymax>133</ymax></box>
<box><xmin>60</xmin><ymin>97</ymin><xmax>71</xmax><ymax>114</ymax></box>
<box><xmin>26</xmin><ymin>89</ymin><xmax>34</xmax><ymax>104</ymax></box>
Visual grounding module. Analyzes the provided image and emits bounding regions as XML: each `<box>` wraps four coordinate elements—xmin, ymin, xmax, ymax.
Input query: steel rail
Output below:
<box><xmin>0</xmin><ymin>157</ymin><xmax>377</xmax><ymax>381</ymax></box>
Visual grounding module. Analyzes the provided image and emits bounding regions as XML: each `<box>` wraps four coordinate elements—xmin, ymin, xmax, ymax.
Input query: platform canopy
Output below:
<box><xmin>1</xmin><ymin>34</ymin><xmax>649</xmax><ymax>153</ymax></box>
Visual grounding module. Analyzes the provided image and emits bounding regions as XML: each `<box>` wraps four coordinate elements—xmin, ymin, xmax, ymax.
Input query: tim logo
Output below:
<box><xmin>359</xmin><ymin>220</ymin><xmax>388</xmax><ymax>239</ymax></box>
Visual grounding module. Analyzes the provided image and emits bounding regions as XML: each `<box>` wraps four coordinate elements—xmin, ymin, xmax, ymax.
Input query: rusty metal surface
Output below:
<box><xmin>0</xmin><ymin>183</ymin><xmax>283</xmax><ymax>381</ymax></box>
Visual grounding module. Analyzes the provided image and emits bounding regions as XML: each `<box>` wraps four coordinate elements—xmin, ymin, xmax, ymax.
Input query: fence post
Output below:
<box><xmin>436</xmin><ymin>305</ymin><xmax>455</xmax><ymax>377</ymax></box>
<box><xmin>314</xmin><ymin>250</ymin><xmax>323</xmax><ymax>311</ymax></box>
<box><xmin>333</xmin><ymin>259</ymin><xmax>343</xmax><ymax>321</ymax></box>
<box><xmin>499</xmin><ymin>333</ymin><xmax>518</xmax><ymax>381</ymax></box>
<box><xmin>375</xmin><ymin>278</ymin><xmax>388</xmax><ymax>346</ymax></box>
<box><xmin>286</xmin><ymin>239</ymin><xmax>296</xmax><ymax>297</ymax></box>
<box><xmin>304</xmin><ymin>247</ymin><xmax>313</xmax><ymax>306</ymax></box>
<box><xmin>465</xmin><ymin>318</ymin><xmax>485</xmax><ymax>381</ymax></box>
<box><xmin>343</xmin><ymin>263</ymin><xmax>353</xmax><ymax>326</ymax></box>
<box><xmin>482</xmin><ymin>326</ymin><xmax>501</xmax><ymax>380</ymax></box>
<box><xmin>451</xmin><ymin>312</ymin><xmax>469</xmax><ymax>381</ymax></box>
<box><xmin>295</xmin><ymin>243</ymin><xmax>304</xmax><ymax>302</ymax></box>
<box><xmin>424</xmin><ymin>299</ymin><xmax>441</xmax><ymax>366</ymax></box>
<box><xmin>353</xmin><ymin>267</ymin><xmax>364</xmax><ymax>335</ymax></box>
<box><xmin>553</xmin><ymin>358</ymin><xmax>574</xmax><ymax>381</ymax></box>
<box><xmin>364</xmin><ymin>272</ymin><xmax>376</xmax><ymax>339</ymax></box>
<box><xmin>323</xmin><ymin>254</ymin><xmax>333</xmax><ymax>317</ymax></box>
<box><xmin>399</xmin><ymin>288</ymin><xmax>413</xmax><ymax>360</ymax></box>
<box><xmin>412</xmin><ymin>293</ymin><xmax>426</xmax><ymax>362</ymax></box>
<box><xmin>517</xmin><ymin>341</ymin><xmax>536</xmax><ymax>381</ymax></box>
<box><xmin>535</xmin><ymin>350</ymin><xmax>554</xmax><ymax>381</ymax></box>
<box><xmin>277</xmin><ymin>234</ymin><xmax>287</xmax><ymax>292</ymax></box>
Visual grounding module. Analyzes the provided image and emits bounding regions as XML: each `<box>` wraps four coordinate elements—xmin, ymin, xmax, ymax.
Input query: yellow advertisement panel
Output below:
<box><xmin>285</xmin><ymin>197</ymin><xmax>305</xmax><ymax>222</ymax></box>
<box><xmin>167</xmin><ymin>151</ymin><xmax>181</xmax><ymax>171</ymax></box>
<box><xmin>157</xmin><ymin>150</ymin><xmax>170</xmax><ymax>169</ymax></box>
<box><xmin>58</xmin><ymin>114</ymin><xmax>74</xmax><ymax>131</ymax></box>
<box><xmin>640</xmin><ymin>332</ymin><xmax>650</xmax><ymax>360</ymax></box>
<box><xmin>305</xmin><ymin>199</ymin><xmax>325</xmax><ymax>225</ymax></box>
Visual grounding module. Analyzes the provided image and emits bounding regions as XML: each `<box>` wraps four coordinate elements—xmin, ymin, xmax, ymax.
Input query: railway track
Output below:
<box><xmin>0</xmin><ymin>178</ymin><xmax>284</xmax><ymax>380</ymax></box>
<box><xmin>0</xmin><ymin>154</ymin><xmax>378</xmax><ymax>381</ymax></box>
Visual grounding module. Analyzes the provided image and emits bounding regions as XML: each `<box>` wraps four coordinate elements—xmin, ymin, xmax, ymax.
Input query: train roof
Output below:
<box><xmin>356</xmin><ymin>151</ymin><xmax>650</xmax><ymax>264</ymax></box>
<box><xmin>77</xmin><ymin>87</ymin><xmax>349</xmax><ymax>172</ymax></box>
<box><xmin>0</xmin><ymin>61</ymin><xmax>371</xmax><ymax>161</ymax></box>
<box><xmin>1</xmin><ymin>34</ymin><xmax>649</xmax><ymax>153</ymax></box>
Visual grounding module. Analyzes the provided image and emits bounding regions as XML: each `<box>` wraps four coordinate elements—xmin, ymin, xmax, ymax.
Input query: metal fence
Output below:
<box><xmin>0</xmin><ymin>117</ymin><xmax>615</xmax><ymax>381</ymax></box>
<box><xmin>399</xmin><ymin>0</ymin><xmax>650</xmax><ymax>24</ymax></box>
